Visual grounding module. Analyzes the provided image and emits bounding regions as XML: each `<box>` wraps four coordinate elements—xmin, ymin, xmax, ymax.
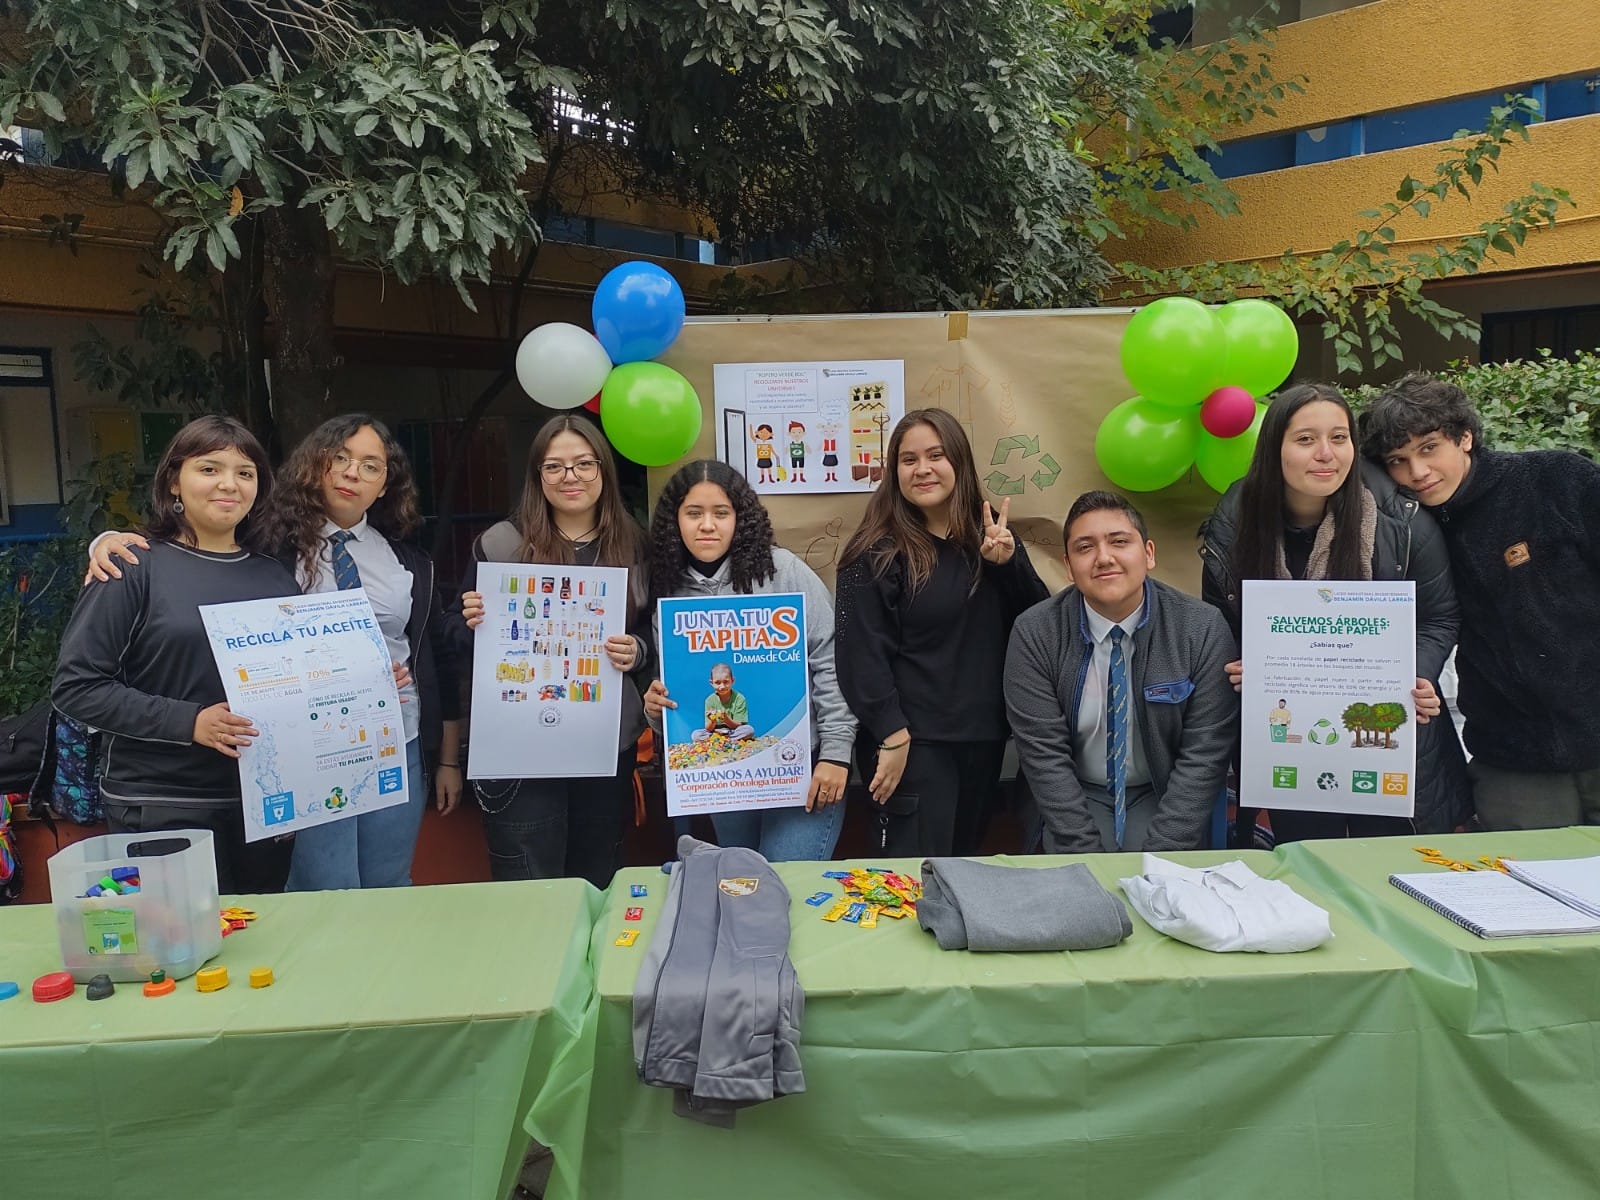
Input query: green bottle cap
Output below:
<box><xmin>150</xmin><ymin>969</ymin><xmax>166</xmax><ymax>984</ymax></box>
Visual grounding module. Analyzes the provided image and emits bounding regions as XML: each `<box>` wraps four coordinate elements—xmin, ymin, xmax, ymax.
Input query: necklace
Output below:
<box><xmin>558</xmin><ymin>522</ymin><xmax>599</xmax><ymax>544</ymax></box>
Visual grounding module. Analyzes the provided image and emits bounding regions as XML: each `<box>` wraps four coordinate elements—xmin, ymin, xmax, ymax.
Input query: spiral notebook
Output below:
<box><xmin>1502</xmin><ymin>856</ymin><xmax>1600</xmax><ymax>919</ymax></box>
<box><xmin>1388</xmin><ymin>869</ymin><xmax>1600</xmax><ymax>938</ymax></box>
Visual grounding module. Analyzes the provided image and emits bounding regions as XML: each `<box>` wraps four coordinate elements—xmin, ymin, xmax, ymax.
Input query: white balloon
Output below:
<box><xmin>514</xmin><ymin>322</ymin><xmax>614</xmax><ymax>410</ymax></box>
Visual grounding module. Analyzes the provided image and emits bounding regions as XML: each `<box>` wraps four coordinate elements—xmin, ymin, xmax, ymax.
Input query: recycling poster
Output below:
<box><xmin>1240</xmin><ymin>579</ymin><xmax>1417</xmax><ymax>816</ymax></box>
<box><xmin>712</xmin><ymin>358</ymin><xmax>905</xmax><ymax>495</ymax></box>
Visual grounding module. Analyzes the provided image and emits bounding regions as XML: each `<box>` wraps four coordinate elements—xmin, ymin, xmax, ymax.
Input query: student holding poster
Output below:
<box><xmin>55</xmin><ymin>416</ymin><xmax>300</xmax><ymax>892</ymax></box>
<box><xmin>642</xmin><ymin>460</ymin><xmax>856</xmax><ymax>861</ymax></box>
<box><xmin>459</xmin><ymin>415</ymin><xmax>652</xmax><ymax>886</ymax></box>
<box><xmin>1199</xmin><ymin>384</ymin><xmax>1469</xmax><ymax>840</ymax></box>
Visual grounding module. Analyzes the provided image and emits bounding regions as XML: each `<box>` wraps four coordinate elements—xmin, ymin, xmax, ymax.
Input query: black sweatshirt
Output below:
<box><xmin>835</xmin><ymin>537</ymin><xmax>1049</xmax><ymax>744</ymax></box>
<box><xmin>1430</xmin><ymin>447</ymin><xmax>1600</xmax><ymax>771</ymax></box>
<box><xmin>53</xmin><ymin>540</ymin><xmax>299</xmax><ymax>803</ymax></box>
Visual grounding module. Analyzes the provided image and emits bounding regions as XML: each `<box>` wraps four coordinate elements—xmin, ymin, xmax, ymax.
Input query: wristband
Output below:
<box><xmin>878</xmin><ymin>738</ymin><xmax>910</xmax><ymax>752</ymax></box>
<box><xmin>437</xmin><ymin>762</ymin><xmax>460</xmax><ymax>769</ymax></box>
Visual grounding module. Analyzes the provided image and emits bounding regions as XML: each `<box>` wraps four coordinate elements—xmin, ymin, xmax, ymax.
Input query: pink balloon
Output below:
<box><xmin>1200</xmin><ymin>386</ymin><xmax>1257</xmax><ymax>438</ymax></box>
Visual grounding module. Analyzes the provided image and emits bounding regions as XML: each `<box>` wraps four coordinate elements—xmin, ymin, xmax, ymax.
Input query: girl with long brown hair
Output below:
<box><xmin>835</xmin><ymin>408</ymin><xmax>1048</xmax><ymax>856</ymax></box>
<box><xmin>459</xmin><ymin>413</ymin><xmax>651</xmax><ymax>886</ymax></box>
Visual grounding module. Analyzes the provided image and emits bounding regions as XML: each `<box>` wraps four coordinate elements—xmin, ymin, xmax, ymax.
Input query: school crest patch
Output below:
<box><xmin>1504</xmin><ymin>542</ymin><xmax>1531</xmax><ymax>568</ymax></box>
<box><xmin>718</xmin><ymin>877</ymin><xmax>759</xmax><ymax>897</ymax></box>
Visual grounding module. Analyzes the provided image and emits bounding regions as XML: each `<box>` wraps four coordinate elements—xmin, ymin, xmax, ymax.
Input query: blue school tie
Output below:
<box><xmin>329</xmin><ymin>529</ymin><xmax>363</xmax><ymax>591</ymax></box>
<box><xmin>1107</xmin><ymin>626</ymin><xmax>1129</xmax><ymax>849</ymax></box>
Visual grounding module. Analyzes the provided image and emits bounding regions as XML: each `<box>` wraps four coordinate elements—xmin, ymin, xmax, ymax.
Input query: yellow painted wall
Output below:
<box><xmin>1120</xmin><ymin>0</ymin><xmax>1600</xmax><ymax>282</ymax></box>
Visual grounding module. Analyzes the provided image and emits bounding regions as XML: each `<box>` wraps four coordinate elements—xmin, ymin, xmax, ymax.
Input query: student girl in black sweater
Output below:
<box><xmin>54</xmin><ymin>416</ymin><xmax>301</xmax><ymax>892</ymax></box>
<box><xmin>835</xmin><ymin>408</ymin><xmax>1049</xmax><ymax>857</ymax></box>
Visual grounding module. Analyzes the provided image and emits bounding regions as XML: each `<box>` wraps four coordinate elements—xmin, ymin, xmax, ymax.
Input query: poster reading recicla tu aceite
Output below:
<box><xmin>659</xmin><ymin>593</ymin><xmax>811</xmax><ymax>818</ymax></box>
<box><xmin>200</xmin><ymin>589</ymin><xmax>407</xmax><ymax>842</ymax></box>
<box><xmin>468</xmin><ymin>562</ymin><xmax>628</xmax><ymax>779</ymax></box>
<box><xmin>1240</xmin><ymin>580</ymin><xmax>1417</xmax><ymax>817</ymax></box>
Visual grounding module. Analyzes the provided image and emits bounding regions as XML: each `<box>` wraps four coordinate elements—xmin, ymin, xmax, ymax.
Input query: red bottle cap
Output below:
<box><xmin>32</xmin><ymin>971</ymin><xmax>75</xmax><ymax>1002</ymax></box>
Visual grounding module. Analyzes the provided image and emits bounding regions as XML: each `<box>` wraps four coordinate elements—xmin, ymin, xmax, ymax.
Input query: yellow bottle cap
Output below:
<box><xmin>248</xmin><ymin>967</ymin><xmax>274</xmax><ymax>989</ymax></box>
<box><xmin>195</xmin><ymin>966</ymin><xmax>229</xmax><ymax>992</ymax></box>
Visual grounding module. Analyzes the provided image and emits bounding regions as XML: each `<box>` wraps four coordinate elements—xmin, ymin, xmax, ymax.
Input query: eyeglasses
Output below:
<box><xmin>540</xmin><ymin>459</ymin><xmax>601</xmax><ymax>483</ymax></box>
<box><xmin>330</xmin><ymin>452</ymin><xmax>388</xmax><ymax>482</ymax></box>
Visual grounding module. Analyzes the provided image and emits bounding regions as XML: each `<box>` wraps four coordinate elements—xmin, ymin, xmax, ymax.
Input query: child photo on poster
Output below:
<box><xmin>658</xmin><ymin>593</ymin><xmax>812</xmax><ymax>817</ymax></box>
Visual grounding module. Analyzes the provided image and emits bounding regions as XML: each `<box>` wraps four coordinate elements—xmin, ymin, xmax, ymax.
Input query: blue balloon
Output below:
<box><xmin>591</xmin><ymin>261</ymin><xmax>686</xmax><ymax>364</ymax></box>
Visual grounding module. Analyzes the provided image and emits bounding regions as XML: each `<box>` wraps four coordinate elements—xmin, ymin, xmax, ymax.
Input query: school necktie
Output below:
<box><xmin>1107</xmin><ymin>626</ymin><xmax>1129</xmax><ymax>849</ymax></box>
<box><xmin>329</xmin><ymin>529</ymin><xmax>362</xmax><ymax>591</ymax></box>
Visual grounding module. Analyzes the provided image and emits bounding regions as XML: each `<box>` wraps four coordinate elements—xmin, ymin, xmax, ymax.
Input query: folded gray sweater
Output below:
<box><xmin>918</xmin><ymin>858</ymin><xmax>1133</xmax><ymax>952</ymax></box>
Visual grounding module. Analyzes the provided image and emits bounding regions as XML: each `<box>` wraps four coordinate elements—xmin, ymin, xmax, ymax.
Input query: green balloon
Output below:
<box><xmin>1194</xmin><ymin>401</ymin><xmax>1269</xmax><ymax>492</ymax></box>
<box><xmin>1217</xmin><ymin>299</ymin><xmax>1298</xmax><ymax>399</ymax></box>
<box><xmin>599</xmin><ymin>361</ymin><xmax>703</xmax><ymax>466</ymax></box>
<box><xmin>1094</xmin><ymin>396</ymin><xmax>1200</xmax><ymax>492</ymax></box>
<box><xmin>1120</xmin><ymin>297</ymin><xmax>1226</xmax><ymax>409</ymax></box>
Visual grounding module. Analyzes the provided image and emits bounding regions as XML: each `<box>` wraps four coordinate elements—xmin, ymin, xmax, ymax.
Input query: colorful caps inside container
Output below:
<box><xmin>32</xmin><ymin>971</ymin><xmax>75</xmax><ymax>1002</ymax></box>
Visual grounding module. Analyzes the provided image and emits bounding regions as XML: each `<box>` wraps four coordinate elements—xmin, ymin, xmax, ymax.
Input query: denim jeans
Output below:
<box><xmin>477</xmin><ymin>749</ymin><xmax>634</xmax><ymax>888</ymax></box>
<box><xmin>712</xmin><ymin>796</ymin><xmax>845</xmax><ymax>862</ymax></box>
<box><xmin>287</xmin><ymin>738</ymin><xmax>427</xmax><ymax>891</ymax></box>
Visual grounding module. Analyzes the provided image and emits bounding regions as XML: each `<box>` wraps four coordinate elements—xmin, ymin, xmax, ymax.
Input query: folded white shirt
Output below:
<box><xmin>1117</xmin><ymin>854</ymin><xmax>1333</xmax><ymax>953</ymax></box>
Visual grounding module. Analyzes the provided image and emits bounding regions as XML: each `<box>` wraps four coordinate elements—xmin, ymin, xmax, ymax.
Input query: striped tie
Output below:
<box><xmin>1107</xmin><ymin>626</ymin><xmax>1129</xmax><ymax>849</ymax></box>
<box><xmin>329</xmin><ymin>530</ymin><xmax>362</xmax><ymax>591</ymax></box>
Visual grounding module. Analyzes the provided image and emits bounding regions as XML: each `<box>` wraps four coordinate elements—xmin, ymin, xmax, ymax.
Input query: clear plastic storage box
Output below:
<box><xmin>48</xmin><ymin>829</ymin><xmax>223</xmax><ymax>982</ymax></box>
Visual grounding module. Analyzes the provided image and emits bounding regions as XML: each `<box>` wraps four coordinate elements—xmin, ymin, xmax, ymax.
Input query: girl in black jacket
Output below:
<box><xmin>1199</xmin><ymin>384</ymin><xmax>1470</xmax><ymax>840</ymax></box>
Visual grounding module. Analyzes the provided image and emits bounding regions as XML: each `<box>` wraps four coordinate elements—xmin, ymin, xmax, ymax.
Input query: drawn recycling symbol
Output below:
<box><xmin>985</xmin><ymin>434</ymin><xmax>1062</xmax><ymax>496</ymax></box>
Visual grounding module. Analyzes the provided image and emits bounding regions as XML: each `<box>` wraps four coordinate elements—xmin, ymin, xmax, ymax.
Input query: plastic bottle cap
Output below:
<box><xmin>150</xmin><ymin>969</ymin><xmax>166</xmax><ymax>984</ymax></box>
<box><xmin>248</xmin><ymin>967</ymin><xmax>274</xmax><ymax>989</ymax></box>
<box><xmin>195</xmin><ymin>966</ymin><xmax>229</xmax><ymax>993</ymax></box>
<box><xmin>0</xmin><ymin>981</ymin><xmax>19</xmax><ymax>1002</ymax></box>
<box><xmin>86</xmin><ymin>973</ymin><xmax>116</xmax><ymax>1001</ymax></box>
<box><xmin>143</xmin><ymin>978</ymin><xmax>176</xmax><ymax>997</ymax></box>
<box><xmin>32</xmin><ymin>972</ymin><xmax>75</xmax><ymax>1002</ymax></box>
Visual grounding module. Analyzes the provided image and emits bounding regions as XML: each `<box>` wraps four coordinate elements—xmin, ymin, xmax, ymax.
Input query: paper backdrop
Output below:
<box><xmin>656</xmin><ymin>311</ymin><xmax>1225</xmax><ymax>596</ymax></box>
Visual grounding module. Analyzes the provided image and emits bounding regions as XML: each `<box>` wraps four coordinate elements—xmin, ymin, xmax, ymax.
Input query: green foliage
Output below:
<box><xmin>1349</xmin><ymin>351</ymin><xmax>1600</xmax><ymax>459</ymax></box>
<box><xmin>72</xmin><ymin>273</ymin><xmax>239</xmax><ymax>417</ymax></box>
<box><xmin>1118</xmin><ymin>95</ymin><xmax>1575</xmax><ymax>376</ymax></box>
<box><xmin>0</xmin><ymin>538</ymin><xmax>85</xmax><ymax>717</ymax></box>
<box><xmin>0</xmin><ymin>1</ymin><xmax>541</xmax><ymax>308</ymax></box>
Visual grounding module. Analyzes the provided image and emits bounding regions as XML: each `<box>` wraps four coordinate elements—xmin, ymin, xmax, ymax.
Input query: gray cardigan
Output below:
<box><xmin>651</xmin><ymin>548</ymin><xmax>857</xmax><ymax>764</ymax></box>
<box><xmin>1005</xmin><ymin>578</ymin><xmax>1239</xmax><ymax>853</ymax></box>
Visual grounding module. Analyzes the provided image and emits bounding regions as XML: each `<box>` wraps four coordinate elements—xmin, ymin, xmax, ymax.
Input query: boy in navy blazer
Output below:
<box><xmin>1006</xmin><ymin>491</ymin><xmax>1239</xmax><ymax>852</ymax></box>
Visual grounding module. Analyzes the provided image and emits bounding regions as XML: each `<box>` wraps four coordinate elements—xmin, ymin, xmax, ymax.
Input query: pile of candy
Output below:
<box><xmin>220</xmin><ymin>905</ymin><xmax>258</xmax><ymax>936</ymax></box>
<box><xmin>808</xmin><ymin>867</ymin><xmax>922</xmax><ymax>928</ymax></box>
<box><xmin>1413</xmin><ymin>846</ymin><xmax>1507</xmax><ymax>873</ymax></box>
<box><xmin>665</xmin><ymin>731</ymin><xmax>780</xmax><ymax>771</ymax></box>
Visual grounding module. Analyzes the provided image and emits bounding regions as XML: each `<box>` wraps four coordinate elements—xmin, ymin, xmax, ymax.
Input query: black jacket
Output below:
<box><xmin>1427</xmin><ymin>447</ymin><xmax>1600</xmax><ymax>772</ymax></box>
<box><xmin>274</xmin><ymin>538</ymin><xmax>460</xmax><ymax>767</ymax></box>
<box><xmin>1198</xmin><ymin>460</ymin><xmax>1469</xmax><ymax>833</ymax></box>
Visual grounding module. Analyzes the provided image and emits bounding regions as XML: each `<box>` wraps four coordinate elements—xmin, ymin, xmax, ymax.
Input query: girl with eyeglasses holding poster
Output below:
<box><xmin>458</xmin><ymin>414</ymin><xmax>652</xmax><ymax>887</ymax></box>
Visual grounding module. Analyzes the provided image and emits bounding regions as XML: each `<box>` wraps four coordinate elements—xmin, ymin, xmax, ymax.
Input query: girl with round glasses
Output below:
<box><xmin>86</xmin><ymin>413</ymin><xmax>463</xmax><ymax>890</ymax></box>
<box><xmin>458</xmin><ymin>414</ymin><xmax>652</xmax><ymax>886</ymax></box>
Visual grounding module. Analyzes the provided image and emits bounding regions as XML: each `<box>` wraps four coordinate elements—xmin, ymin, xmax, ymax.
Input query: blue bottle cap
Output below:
<box><xmin>0</xmin><ymin>981</ymin><xmax>19</xmax><ymax>1001</ymax></box>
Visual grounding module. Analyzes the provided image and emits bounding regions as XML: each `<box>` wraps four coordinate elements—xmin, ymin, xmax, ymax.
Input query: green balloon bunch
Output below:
<box><xmin>1096</xmin><ymin>297</ymin><xmax>1298</xmax><ymax>492</ymax></box>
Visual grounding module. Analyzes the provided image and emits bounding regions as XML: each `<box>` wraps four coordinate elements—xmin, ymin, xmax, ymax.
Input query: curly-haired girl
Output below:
<box><xmin>86</xmin><ymin>414</ymin><xmax>462</xmax><ymax>891</ymax></box>
<box><xmin>642</xmin><ymin>459</ymin><xmax>856</xmax><ymax>860</ymax></box>
<box><xmin>459</xmin><ymin>414</ymin><xmax>652</xmax><ymax>887</ymax></box>
<box><xmin>835</xmin><ymin>408</ymin><xmax>1048</xmax><ymax>857</ymax></box>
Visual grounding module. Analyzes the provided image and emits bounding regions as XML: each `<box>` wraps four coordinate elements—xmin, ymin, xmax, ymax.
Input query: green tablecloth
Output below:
<box><xmin>554</xmin><ymin>852</ymin><xmax>1422</xmax><ymax>1200</ymax></box>
<box><xmin>1</xmin><ymin>880</ymin><xmax>600</xmax><ymax>1200</ymax></box>
<box><xmin>1280</xmin><ymin>828</ymin><xmax>1600</xmax><ymax>1198</ymax></box>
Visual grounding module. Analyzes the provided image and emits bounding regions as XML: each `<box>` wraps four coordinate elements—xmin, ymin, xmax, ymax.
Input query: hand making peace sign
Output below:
<box><xmin>979</xmin><ymin>497</ymin><xmax>1015</xmax><ymax>564</ymax></box>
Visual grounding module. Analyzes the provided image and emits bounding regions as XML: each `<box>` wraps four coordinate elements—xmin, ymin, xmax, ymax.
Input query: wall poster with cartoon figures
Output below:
<box><xmin>658</xmin><ymin>593</ymin><xmax>813</xmax><ymax>817</ymax></box>
<box><xmin>712</xmin><ymin>358</ymin><xmax>906</xmax><ymax>495</ymax></box>
<box><xmin>1240</xmin><ymin>579</ymin><xmax>1418</xmax><ymax>817</ymax></box>
<box><xmin>199</xmin><ymin>589</ymin><xmax>408</xmax><ymax>841</ymax></box>
<box><xmin>467</xmin><ymin>562</ymin><xmax>629</xmax><ymax>779</ymax></box>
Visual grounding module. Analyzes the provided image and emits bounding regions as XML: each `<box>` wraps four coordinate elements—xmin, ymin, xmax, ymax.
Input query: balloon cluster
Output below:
<box><xmin>512</xmin><ymin>262</ymin><xmax>702</xmax><ymax>466</ymax></box>
<box><xmin>1094</xmin><ymin>298</ymin><xmax>1298</xmax><ymax>493</ymax></box>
